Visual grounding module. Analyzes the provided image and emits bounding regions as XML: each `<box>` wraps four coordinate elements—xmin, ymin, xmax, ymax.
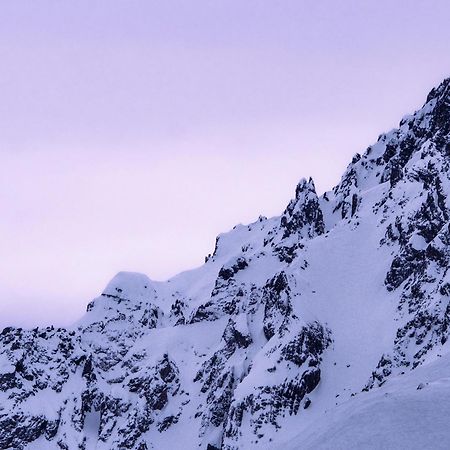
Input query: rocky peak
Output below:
<box><xmin>427</xmin><ymin>77</ymin><xmax>450</xmax><ymax>149</ymax></box>
<box><xmin>280</xmin><ymin>177</ymin><xmax>325</xmax><ymax>239</ymax></box>
<box><xmin>425</xmin><ymin>77</ymin><xmax>450</xmax><ymax>104</ymax></box>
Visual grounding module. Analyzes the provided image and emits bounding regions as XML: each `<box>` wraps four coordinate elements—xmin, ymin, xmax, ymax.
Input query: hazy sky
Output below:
<box><xmin>1</xmin><ymin>1</ymin><xmax>449</xmax><ymax>327</ymax></box>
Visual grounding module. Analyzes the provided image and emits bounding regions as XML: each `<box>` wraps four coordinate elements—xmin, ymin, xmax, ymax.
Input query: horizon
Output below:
<box><xmin>1</xmin><ymin>1</ymin><xmax>450</xmax><ymax>328</ymax></box>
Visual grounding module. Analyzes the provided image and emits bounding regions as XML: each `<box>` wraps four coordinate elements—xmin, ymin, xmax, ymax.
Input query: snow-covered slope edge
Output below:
<box><xmin>276</xmin><ymin>353</ymin><xmax>450</xmax><ymax>450</ymax></box>
<box><xmin>0</xmin><ymin>77</ymin><xmax>449</xmax><ymax>450</ymax></box>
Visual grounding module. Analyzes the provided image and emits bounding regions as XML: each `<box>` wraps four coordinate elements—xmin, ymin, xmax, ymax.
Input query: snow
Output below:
<box><xmin>102</xmin><ymin>271</ymin><xmax>156</xmax><ymax>302</ymax></box>
<box><xmin>278</xmin><ymin>353</ymin><xmax>450</xmax><ymax>450</ymax></box>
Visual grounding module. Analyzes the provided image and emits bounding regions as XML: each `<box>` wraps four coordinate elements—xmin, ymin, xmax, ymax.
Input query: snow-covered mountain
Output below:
<box><xmin>1</xmin><ymin>77</ymin><xmax>450</xmax><ymax>450</ymax></box>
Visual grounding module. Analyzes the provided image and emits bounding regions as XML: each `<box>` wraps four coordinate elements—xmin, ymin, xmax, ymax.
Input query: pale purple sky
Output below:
<box><xmin>1</xmin><ymin>1</ymin><xmax>449</xmax><ymax>327</ymax></box>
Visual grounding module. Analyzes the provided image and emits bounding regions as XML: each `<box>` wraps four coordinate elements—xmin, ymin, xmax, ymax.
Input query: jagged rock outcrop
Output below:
<box><xmin>280</xmin><ymin>177</ymin><xmax>325</xmax><ymax>239</ymax></box>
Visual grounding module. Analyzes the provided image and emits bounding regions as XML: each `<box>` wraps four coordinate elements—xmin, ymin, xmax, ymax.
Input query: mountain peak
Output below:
<box><xmin>425</xmin><ymin>76</ymin><xmax>450</xmax><ymax>104</ymax></box>
<box><xmin>294</xmin><ymin>177</ymin><xmax>316</xmax><ymax>199</ymax></box>
<box><xmin>281</xmin><ymin>176</ymin><xmax>324</xmax><ymax>239</ymax></box>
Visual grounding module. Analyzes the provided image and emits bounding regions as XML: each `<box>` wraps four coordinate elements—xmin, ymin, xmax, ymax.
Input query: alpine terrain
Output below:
<box><xmin>1</xmin><ymin>78</ymin><xmax>450</xmax><ymax>450</ymax></box>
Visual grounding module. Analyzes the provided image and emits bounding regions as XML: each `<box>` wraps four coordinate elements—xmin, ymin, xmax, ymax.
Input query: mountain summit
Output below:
<box><xmin>1</xmin><ymin>78</ymin><xmax>450</xmax><ymax>450</ymax></box>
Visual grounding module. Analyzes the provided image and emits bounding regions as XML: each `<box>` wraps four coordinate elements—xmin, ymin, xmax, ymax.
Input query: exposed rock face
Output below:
<box><xmin>262</xmin><ymin>272</ymin><xmax>293</xmax><ymax>340</ymax></box>
<box><xmin>280</xmin><ymin>177</ymin><xmax>325</xmax><ymax>239</ymax></box>
<box><xmin>222</xmin><ymin>321</ymin><xmax>331</xmax><ymax>450</ymax></box>
<box><xmin>1</xmin><ymin>78</ymin><xmax>450</xmax><ymax>449</ymax></box>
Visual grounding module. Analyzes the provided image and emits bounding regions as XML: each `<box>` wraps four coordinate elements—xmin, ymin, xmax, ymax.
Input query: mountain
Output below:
<box><xmin>1</xmin><ymin>77</ymin><xmax>450</xmax><ymax>450</ymax></box>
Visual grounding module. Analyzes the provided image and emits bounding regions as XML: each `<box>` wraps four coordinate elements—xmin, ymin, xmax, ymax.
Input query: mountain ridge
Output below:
<box><xmin>1</xmin><ymin>77</ymin><xmax>449</xmax><ymax>449</ymax></box>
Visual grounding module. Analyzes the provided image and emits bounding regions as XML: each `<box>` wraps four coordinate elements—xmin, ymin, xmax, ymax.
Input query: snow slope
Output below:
<box><xmin>277</xmin><ymin>353</ymin><xmax>450</xmax><ymax>450</ymax></box>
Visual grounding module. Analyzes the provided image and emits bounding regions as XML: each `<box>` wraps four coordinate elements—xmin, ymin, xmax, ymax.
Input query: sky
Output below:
<box><xmin>1</xmin><ymin>0</ymin><xmax>449</xmax><ymax>328</ymax></box>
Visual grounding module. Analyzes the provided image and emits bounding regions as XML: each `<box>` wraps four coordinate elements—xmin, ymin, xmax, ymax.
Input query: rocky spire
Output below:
<box><xmin>280</xmin><ymin>177</ymin><xmax>325</xmax><ymax>239</ymax></box>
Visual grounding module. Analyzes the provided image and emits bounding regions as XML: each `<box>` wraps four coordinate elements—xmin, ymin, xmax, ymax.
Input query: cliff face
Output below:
<box><xmin>1</xmin><ymin>78</ymin><xmax>449</xmax><ymax>450</ymax></box>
